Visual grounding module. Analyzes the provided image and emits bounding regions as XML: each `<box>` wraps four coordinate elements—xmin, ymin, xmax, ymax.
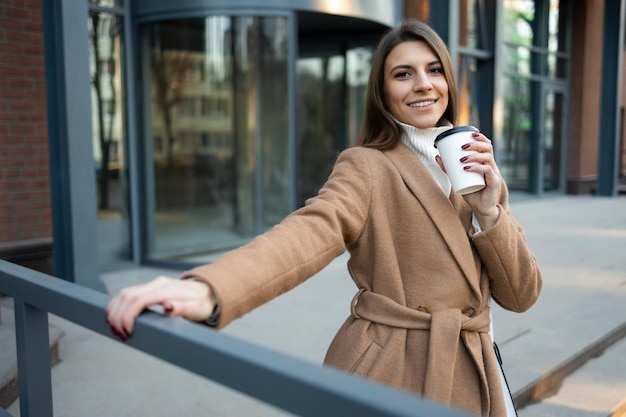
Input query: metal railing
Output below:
<box><xmin>0</xmin><ymin>259</ymin><xmax>476</xmax><ymax>417</ymax></box>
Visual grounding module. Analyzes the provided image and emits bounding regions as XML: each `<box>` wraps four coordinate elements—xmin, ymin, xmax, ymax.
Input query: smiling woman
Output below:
<box><xmin>107</xmin><ymin>19</ymin><xmax>542</xmax><ymax>417</ymax></box>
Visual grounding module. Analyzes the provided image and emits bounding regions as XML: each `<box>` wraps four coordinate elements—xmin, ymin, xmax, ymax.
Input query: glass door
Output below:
<box><xmin>500</xmin><ymin>0</ymin><xmax>570</xmax><ymax>194</ymax></box>
<box><xmin>89</xmin><ymin>5</ymin><xmax>133</xmax><ymax>272</ymax></box>
<box><xmin>140</xmin><ymin>15</ymin><xmax>291</xmax><ymax>263</ymax></box>
<box><xmin>296</xmin><ymin>45</ymin><xmax>373</xmax><ymax>206</ymax></box>
<box><xmin>537</xmin><ymin>86</ymin><xmax>568</xmax><ymax>193</ymax></box>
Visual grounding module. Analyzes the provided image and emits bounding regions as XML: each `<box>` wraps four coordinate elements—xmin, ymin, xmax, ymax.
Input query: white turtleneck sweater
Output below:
<box><xmin>396</xmin><ymin>120</ymin><xmax>453</xmax><ymax>196</ymax></box>
<box><xmin>396</xmin><ymin>119</ymin><xmax>486</xmax><ymax>234</ymax></box>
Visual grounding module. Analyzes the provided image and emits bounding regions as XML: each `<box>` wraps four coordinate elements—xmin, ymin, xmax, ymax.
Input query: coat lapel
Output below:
<box><xmin>383</xmin><ymin>143</ymin><xmax>481</xmax><ymax>298</ymax></box>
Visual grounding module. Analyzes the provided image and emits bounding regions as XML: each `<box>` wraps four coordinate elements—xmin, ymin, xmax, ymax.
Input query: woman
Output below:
<box><xmin>107</xmin><ymin>19</ymin><xmax>542</xmax><ymax>416</ymax></box>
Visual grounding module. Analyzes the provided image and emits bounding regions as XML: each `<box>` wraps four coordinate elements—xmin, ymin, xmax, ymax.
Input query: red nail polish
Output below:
<box><xmin>111</xmin><ymin>326</ymin><xmax>126</xmax><ymax>341</ymax></box>
<box><xmin>163</xmin><ymin>302</ymin><xmax>174</xmax><ymax>314</ymax></box>
<box><xmin>460</xmin><ymin>156</ymin><xmax>468</xmax><ymax>162</ymax></box>
<box><xmin>463</xmin><ymin>165</ymin><xmax>471</xmax><ymax>170</ymax></box>
<box><xmin>462</xmin><ymin>143</ymin><xmax>471</xmax><ymax>150</ymax></box>
<box><xmin>472</xmin><ymin>132</ymin><xmax>480</xmax><ymax>137</ymax></box>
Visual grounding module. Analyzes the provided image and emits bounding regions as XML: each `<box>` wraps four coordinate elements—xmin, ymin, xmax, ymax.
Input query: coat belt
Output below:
<box><xmin>351</xmin><ymin>289</ymin><xmax>495</xmax><ymax>414</ymax></box>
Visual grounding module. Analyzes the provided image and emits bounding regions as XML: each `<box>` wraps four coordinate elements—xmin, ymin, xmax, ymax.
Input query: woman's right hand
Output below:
<box><xmin>105</xmin><ymin>276</ymin><xmax>216</xmax><ymax>340</ymax></box>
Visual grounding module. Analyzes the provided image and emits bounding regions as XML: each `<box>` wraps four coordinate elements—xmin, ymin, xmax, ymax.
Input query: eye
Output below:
<box><xmin>393</xmin><ymin>70</ymin><xmax>412</xmax><ymax>79</ymax></box>
<box><xmin>428</xmin><ymin>66</ymin><xmax>444</xmax><ymax>75</ymax></box>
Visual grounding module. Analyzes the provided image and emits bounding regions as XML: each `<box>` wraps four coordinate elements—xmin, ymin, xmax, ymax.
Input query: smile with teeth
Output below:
<box><xmin>409</xmin><ymin>100</ymin><xmax>436</xmax><ymax>108</ymax></box>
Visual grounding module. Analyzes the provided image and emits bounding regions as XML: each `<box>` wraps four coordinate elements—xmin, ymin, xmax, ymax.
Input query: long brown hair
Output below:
<box><xmin>357</xmin><ymin>19</ymin><xmax>458</xmax><ymax>149</ymax></box>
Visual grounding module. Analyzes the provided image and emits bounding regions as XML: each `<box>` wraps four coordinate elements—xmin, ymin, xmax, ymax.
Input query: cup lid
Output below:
<box><xmin>434</xmin><ymin>125</ymin><xmax>479</xmax><ymax>147</ymax></box>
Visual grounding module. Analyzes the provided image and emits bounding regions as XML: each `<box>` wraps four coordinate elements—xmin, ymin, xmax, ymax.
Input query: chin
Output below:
<box><xmin>412</xmin><ymin>120</ymin><xmax>439</xmax><ymax>129</ymax></box>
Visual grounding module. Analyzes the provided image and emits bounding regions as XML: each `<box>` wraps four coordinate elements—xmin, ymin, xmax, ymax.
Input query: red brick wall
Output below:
<box><xmin>403</xmin><ymin>0</ymin><xmax>429</xmax><ymax>21</ymax></box>
<box><xmin>0</xmin><ymin>0</ymin><xmax>52</xmax><ymax>247</ymax></box>
<box><xmin>566</xmin><ymin>0</ymin><xmax>604</xmax><ymax>193</ymax></box>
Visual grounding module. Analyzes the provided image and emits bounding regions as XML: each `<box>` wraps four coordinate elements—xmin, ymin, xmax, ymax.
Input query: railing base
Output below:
<box><xmin>0</xmin><ymin>299</ymin><xmax>64</xmax><ymax>409</ymax></box>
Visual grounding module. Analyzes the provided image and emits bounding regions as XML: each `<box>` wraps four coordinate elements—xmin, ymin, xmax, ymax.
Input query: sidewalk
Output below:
<box><xmin>4</xmin><ymin>194</ymin><xmax>626</xmax><ymax>416</ymax></box>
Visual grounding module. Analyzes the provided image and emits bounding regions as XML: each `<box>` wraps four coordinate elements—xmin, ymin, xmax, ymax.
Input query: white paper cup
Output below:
<box><xmin>434</xmin><ymin>126</ymin><xmax>486</xmax><ymax>195</ymax></box>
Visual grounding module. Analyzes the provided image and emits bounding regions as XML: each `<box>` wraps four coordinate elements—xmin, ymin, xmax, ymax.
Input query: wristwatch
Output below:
<box><xmin>185</xmin><ymin>277</ymin><xmax>220</xmax><ymax>327</ymax></box>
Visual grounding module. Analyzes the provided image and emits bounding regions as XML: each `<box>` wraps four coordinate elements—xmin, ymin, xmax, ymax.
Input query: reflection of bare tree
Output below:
<box><xmin>504</xmin><ymin>80</ymin><xmax>529</xmax><ymax>181</ymax></box>
<box><xmin>89</xmin><ymin>11</ymin><xmax>118</xmax><ymax>210</ymax></box>
<box><xmin>150</xmin><ymin>49</ymin><xmax>194</xmax><ymax>167</ymax></box>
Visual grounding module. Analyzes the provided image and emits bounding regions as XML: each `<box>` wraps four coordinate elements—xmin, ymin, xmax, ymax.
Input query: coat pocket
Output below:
<box><xmin>349</xmin><ymin>341</ymin><xmax>383</xmax><ymax>378</ymax></box>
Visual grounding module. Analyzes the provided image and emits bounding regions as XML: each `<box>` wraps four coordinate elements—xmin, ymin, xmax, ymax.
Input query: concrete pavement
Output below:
<box><xmin>3</xmin><ymin>193</ymin><xmax>626</xmax><ymax>416</ymax></box>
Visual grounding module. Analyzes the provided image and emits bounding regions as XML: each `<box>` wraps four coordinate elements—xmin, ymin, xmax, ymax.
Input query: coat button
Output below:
<box><xmin>462</xmin><ymin>306</ymin><xmax>476</xmax><ymax>317</ymax></box>
<box><xmin>417</xmin><ymin>305</ymin><xmax>431</xmax><ymax>314</ymax></box>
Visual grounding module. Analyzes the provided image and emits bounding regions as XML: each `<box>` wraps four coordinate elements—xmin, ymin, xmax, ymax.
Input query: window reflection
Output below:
<box><xmin>501</xmin><ymin>0</ymin><xmax>569</xmax><ymax>192</ymax></box>
<box><xmin>89</xmin><ymin>0</ymin><xmax>123</xmax><ymax>7</ymax></box>
<box><xmin>296</xmin><ymin>46</ymin><xmax>372</xmax><ymax>206</ymax></box>
<box><xmin>142</xmin><ymin>16</ymin><xmax>290</xmax><ymax>261</ymax></box>
<box><xmin>89</xmin><ymin>9</ymin><xmax>131</xmax><ymax>272</ymax></box>
<box><xmin>140</xmin><ymin>14</ymin><xmax>377</xmax><ymax>263</ymax></box>
<box><xmin>296</xmin><ymin>55</ymin><xmax>346</xmax><ymax>206</ymax></box>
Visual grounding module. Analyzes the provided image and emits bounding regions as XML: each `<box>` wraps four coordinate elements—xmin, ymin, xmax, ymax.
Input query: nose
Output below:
<box><xmin>413</xmin><ymin>71</ymin><xmax>433</xmax><ymax>92</ymax></box>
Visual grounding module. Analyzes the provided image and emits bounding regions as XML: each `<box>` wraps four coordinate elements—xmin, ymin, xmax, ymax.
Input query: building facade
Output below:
<box><xmin>0</xmin><ymin>0</ymin><xmax>624</xmax><ymax>290</ymax></box>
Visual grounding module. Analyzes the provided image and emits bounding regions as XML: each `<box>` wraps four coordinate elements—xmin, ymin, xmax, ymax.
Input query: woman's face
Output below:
<box><xmin>383</xmin><ymin>40</ymin><xmax>449</xmax><ymax>129</ymax></box>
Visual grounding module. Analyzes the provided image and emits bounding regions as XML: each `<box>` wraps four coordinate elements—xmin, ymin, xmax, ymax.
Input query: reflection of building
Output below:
<box><xmin>150</xmin><ymin>50</ymin><xmax>233</xmax><ymax>166</ymax></box>
<box><xmin>0</xmin><ymin>0</ymin><xmax>624</xmax><ymax>289</ymax></box>
<box><xmin>89</xmin><ymin>11</ymin><xmax>124</xmax><ymax>172</ymax></box>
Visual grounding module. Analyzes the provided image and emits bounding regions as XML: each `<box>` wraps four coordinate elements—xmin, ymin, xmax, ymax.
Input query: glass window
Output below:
<box><xmin>542</xmin><ymin>89</ymin><xmax>566</xmax><ymax>191</ymax></box>
<box><xmin>501</xmin><ymin>1</ymin><xmax>536</xmax><ymax>191</ymax></box>
<box><xmin>89</xmin><ymin>9</ymin><xmax>132</xmax><ymax>272</ymax></box>
<box><xmin>296</xmin><ymin>54</ymin><xmax>345</xmax><ymax>206</ymax></box>
<box><xmin>295</xmin><ymin>45</ymin><xmax>374</xmax><ymax>207</ymax></box>
<box><xmin>89</xmin><ymin>0</ymin><xmax>123</xmax><ymax>7</ymax></box>
<box><xmin>141</xmin><ymin>16</ymin><xmax>290</xmax><ymax>262</ymax></box>
<box><xmin>460</xmin><ymin>0</ymin><xmax>480</xmax><ymax>49</ymax></box>
<box><xmin>456</xmin><ymin>0</ymin><xmax>492</xmax><ymax>128</ymax></box>
<box><xmin>346</xmin><ymin>47</ymin><xmax>373</xmax><ymax>147</ymax></box>
<box><xmin>501</xmin><ymin>0</ymin><xmax>570</xmax><ymax>193</ymax></box>
<box><xmin>501</xmin><ymin>76</ymin><xmax>532</xmax><ymax>189</ymax></box>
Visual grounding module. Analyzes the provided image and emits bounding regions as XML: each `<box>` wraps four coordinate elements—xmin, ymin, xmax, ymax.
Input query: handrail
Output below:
<box><xmin>0</xmin><ymin>259</ymin><xmax>476</xmax><ymax>417</ymax></box>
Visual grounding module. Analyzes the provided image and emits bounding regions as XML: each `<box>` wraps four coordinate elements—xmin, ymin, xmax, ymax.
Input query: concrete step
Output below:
<box><xmin>512</xmin><ymin>321</ymin><xmax>626</xmax><ymax>409</ymax></box>
<box><xmin>518</xmin><ymin>332</ymin><xmax>626</xmax><ymax>417</ymax></box>
<box><xmin>0</xmin><ymin>299</ymin><xmax>64</xmax><ymax>409</ymax></box>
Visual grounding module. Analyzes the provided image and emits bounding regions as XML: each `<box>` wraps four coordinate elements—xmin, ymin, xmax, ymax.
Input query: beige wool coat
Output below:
<box><xmin>184</xmin><ymin>142</ymin><xmax>543</xmax><ymax>416</ymax></box>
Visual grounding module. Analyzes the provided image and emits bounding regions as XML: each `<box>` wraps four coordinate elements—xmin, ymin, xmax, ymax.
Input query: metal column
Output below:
<box><xmin>41</xmin><ymin>0</ymin><xmax>103</xmax><ymax>290</ymax></box>
<box><xmin>597</xmin><ymin>0</ymin><xmax>625</xmax><ymax>196</ymax></box>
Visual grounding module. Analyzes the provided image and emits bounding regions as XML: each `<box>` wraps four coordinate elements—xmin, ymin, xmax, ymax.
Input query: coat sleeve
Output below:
<box><xmin>180</xmin><ymin>148</ymin><xmax>372</xmax><ymax>328</ymax></box>
<box><xmin>470</xmin><ymin>182</ymin><xmax>543</xmax><ymax>312</ymax></box>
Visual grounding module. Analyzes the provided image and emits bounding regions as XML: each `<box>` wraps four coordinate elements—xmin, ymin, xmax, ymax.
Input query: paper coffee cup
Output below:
<box><xmin>434</xmin><ymin>126</ymin><xmax>486</xmax><ymax>195</ymax></box>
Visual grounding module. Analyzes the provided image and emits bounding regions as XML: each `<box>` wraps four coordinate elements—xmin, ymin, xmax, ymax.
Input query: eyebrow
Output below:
<box><xmin>389</xmin><ymin>60</ymin><xmax>441</xmax><ymax>74</ymax></box>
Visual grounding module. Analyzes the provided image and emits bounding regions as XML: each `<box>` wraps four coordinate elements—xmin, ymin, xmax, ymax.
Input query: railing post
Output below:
<box><xmin>14</xmin><ymin>299</ymin><xmax>54</xmax><ymax>417</ymax></box>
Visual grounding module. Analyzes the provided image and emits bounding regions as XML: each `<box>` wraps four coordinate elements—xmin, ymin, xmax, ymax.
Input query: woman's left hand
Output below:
<box><xmin>436</xmin><ymin>130</ymin><xmax>501</xmax><ymax>229</ymax></box>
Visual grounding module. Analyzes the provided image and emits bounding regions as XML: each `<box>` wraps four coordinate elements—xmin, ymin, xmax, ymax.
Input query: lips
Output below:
<box><xmin>408</xmin><ymin>100</ymin><xmax>436</xmax><ymax>108</ymax></box>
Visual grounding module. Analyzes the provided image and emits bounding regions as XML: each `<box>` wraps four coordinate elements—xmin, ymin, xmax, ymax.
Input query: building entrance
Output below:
<box><xmin>500</xmin><ymin>0</ymin><xmax>570</xmax><ymax>194</ymax></box>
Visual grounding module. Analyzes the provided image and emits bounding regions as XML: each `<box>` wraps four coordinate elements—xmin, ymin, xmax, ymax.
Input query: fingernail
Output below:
<box><xmin>111</xmin><ymin>326</ymin><xmax>126</xmax><ymax>341</ymax></box>
<box><xmin>460</xmin><ymin>156</ymin><xmax>468</xmax><ymax>162</ymax></box>
<box><xmin>462</xmin><ymin>143</ymin><xmax>471</xmax><ymax>150</ymax></box>
<box><xmin>472</xmin><ymin>132</ymin><xmax>480</xmax><ymax>137</ymax></box>
<box><xmin>463</xmin><ymin>165</ymin><xmax>471</xmax><ymax>170</ymax></box>
<box><xmin>163</xmin><ymin>302</ymin><xmax>174</xmax><ymax>314</ymax></box>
